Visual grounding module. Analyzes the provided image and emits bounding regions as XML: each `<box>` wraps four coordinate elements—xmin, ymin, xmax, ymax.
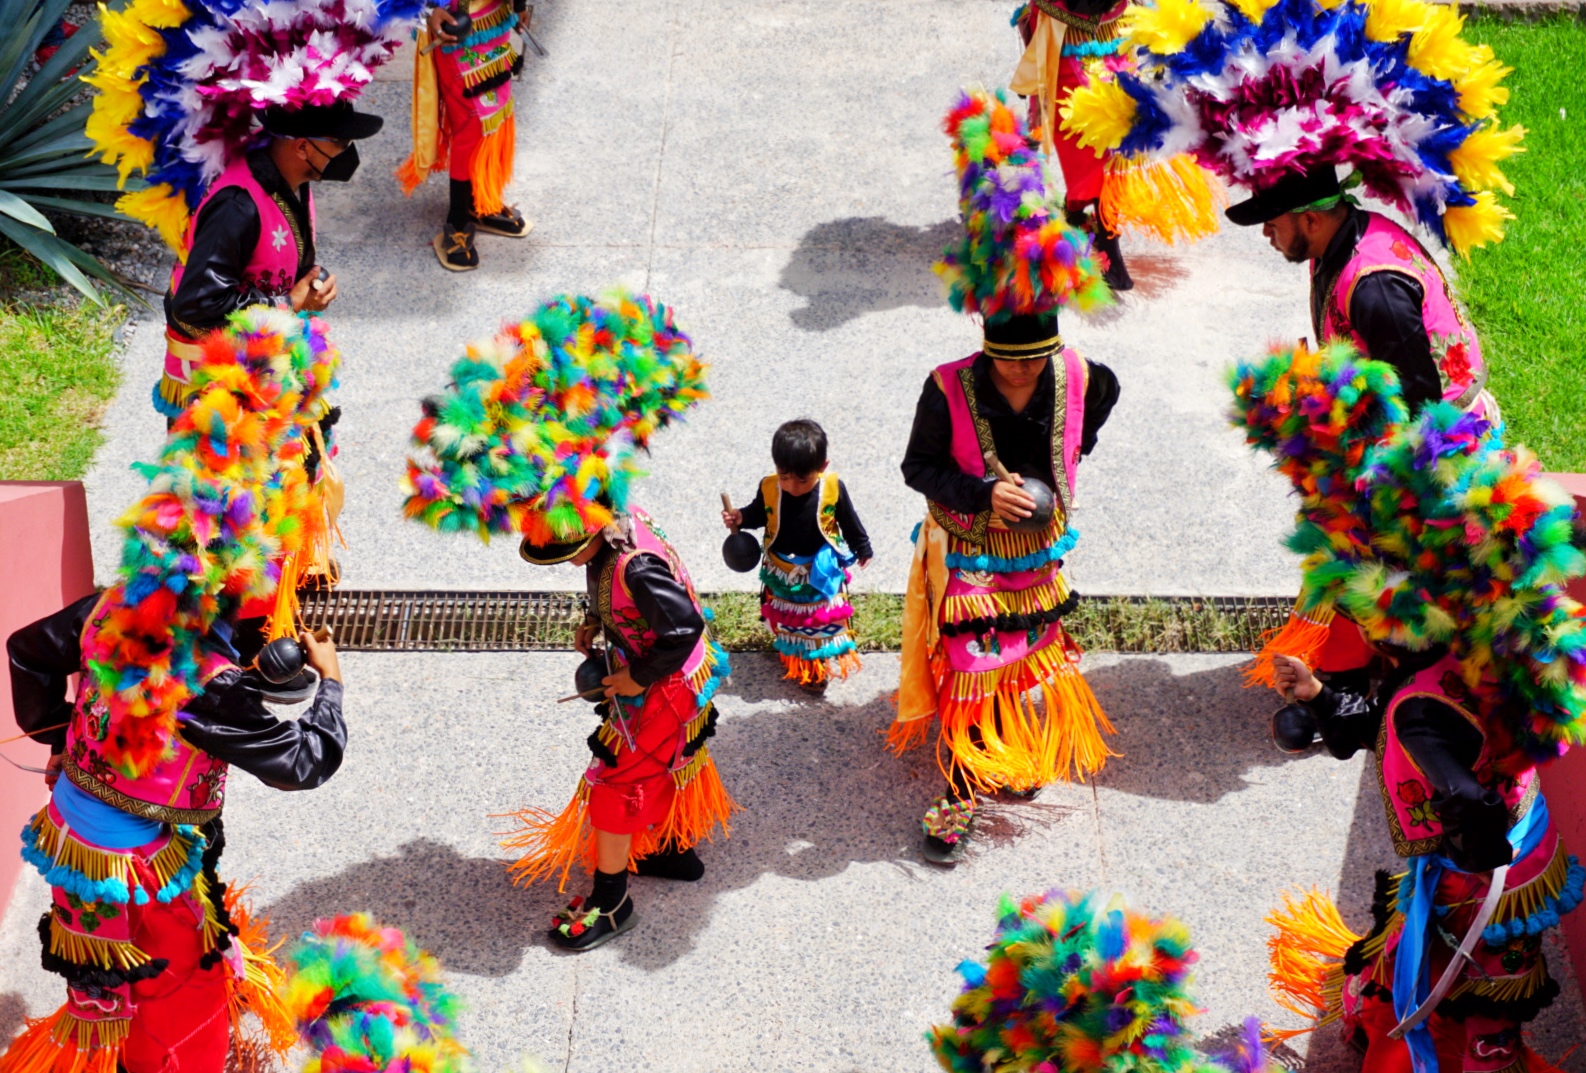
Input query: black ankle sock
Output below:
<box><xmin>590</xmin><ymin>868</ymin><xmax>629</xmax><ymax>913</ymax></box>
<box><xmin>447</xmin><ymin>178</ymin><xmax>474</xmax><ymax>229</ymax></box>
<box><xmin>635</xmin><ymin>846</ymin><xmax>705</xmax><ymax>881</ymax></box>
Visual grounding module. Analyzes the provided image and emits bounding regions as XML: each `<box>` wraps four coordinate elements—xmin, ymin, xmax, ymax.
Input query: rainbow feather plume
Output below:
<box><xmin>1230</xmin><ymin>343</ymin><xmax>1586</xmax><ymax>768</ymax></box>
<box><xmin>1060</xmin><ymin>0</ymin><xmax>1525</xmax><ymax>256</ymax></box>
<box><xmin>403</xmin><ymin>290</ymin><xmax>708</xmax><ymax>544</ymax></box>
<box><xmin>936</xmin><ymin>88</ymin><xmax>1112</xmax><ymax>323</ymax></box>
<box><xmin>287</xmin><ymin>913</ymin><xmax>467</xmax><ymax>1073</ymax></box>
<box><xmin>83</xmin><ymin>306</ymin><xmax>339</xmax><ymax>777</ymax></box>
<box><xmin>84</xmin><ymin>0</ymin><xmax>425</xmax><ymax>250</ymax></box>
<box><xmin>929</xmin><ymin>890</ymin><xmax>1277</xmax><ymax>1073</ymax></box>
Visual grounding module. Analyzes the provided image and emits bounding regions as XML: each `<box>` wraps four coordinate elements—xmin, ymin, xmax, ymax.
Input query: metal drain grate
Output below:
<box><xmin>297</xmin><ymin>589</ymin><xmax>587</xmax><ymax>652</ymax></box>
<box><xmin>297</xmin><ymin>590</ymin><xmax>1297</xmax><ymax>654</ymax></box>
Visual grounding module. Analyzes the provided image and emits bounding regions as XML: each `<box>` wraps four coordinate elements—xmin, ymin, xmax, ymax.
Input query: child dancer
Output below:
<box><xmin>723</xmin><ymin>419</ymin><xmax>872</xmax><ymax>694</ymax></box>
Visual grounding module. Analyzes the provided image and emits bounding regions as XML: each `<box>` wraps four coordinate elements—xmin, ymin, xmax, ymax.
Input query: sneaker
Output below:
<box><xmin>473</xmin><ymin>205</ymin><xmax>532</xmax><ymax>238</ymax></box>
<box><xmin>432</xmin><ymin>222</ymin><xmax>479</xmax><ymax>271</ymax></box>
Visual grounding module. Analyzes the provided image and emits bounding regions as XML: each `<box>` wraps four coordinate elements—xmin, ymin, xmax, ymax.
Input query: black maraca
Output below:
<box><xmin>721</xmin><ymin>492</ymin><xmax>761</xmax><ymax>573</ymax></box>
<box><xmin>255</xmin><ymin>636</ymin><xmax>307</xmax><ymax>684</ymax></box>
<box><xmin>984</xmin><ymin>450</ymin><xmax>1055</xmax><ymax>533</ymax></box>
<box><xmin>420</xmin><ymin>9</ymin><xmax>472</xmax><ymax>53</ymax></box>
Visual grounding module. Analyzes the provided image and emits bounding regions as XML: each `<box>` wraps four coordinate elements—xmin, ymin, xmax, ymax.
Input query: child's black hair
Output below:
<box><xmin>771</xmin><ymin>419</ymin><xmax>828</xmax><ymax>478</ymax></box>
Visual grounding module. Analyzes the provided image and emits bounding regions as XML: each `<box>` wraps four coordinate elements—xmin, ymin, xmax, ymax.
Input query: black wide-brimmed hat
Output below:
<box><xmin>983</xmin><ymin>311</ymin><xmax>1061</xmax><ymax>361</ymax></box>
<box><xmin>519</xmin><ymin>532</ymin><xmax>601</xmax><ymax>567</ymax></box>
<box><xmin>262</xmin><ymin>100</ymin><xmax>384</xmax><ymax>141</ymax></box>
<box><xmin>1226</xmin><ymin>167</ymin><xmax>1343</xmax><ymax>226</ymax></box>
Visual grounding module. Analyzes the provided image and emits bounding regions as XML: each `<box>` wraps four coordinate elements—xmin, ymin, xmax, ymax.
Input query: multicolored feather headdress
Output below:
<box><xmin>287</xmin><ymin>913</ymin><xmax>469</xmax><ymax>1073</ymax></box>
<box><xmin>1230</xmin><ymin>342</ymin><xmax>1586</xmax><ymax>768</ymax></box>
<box><xmin>930</xmin><ymin>890</ymin><xmax>1275</xmax><ymax>1073</ymax></box>
<box><xmin>84</xmin><ymin>0</ymin><xmax>423</xmax><ymax>250</ymax></box>
<box><xmin>84</xmin><ymin>306</ymin><xmax>339</xmax><ymax>778</ymax></box>
<box><xmin>936</xmin><ymin>88</ymin><xmax>1112</xmax><ymax>323</ymax></box>
<box><xmin>403</xmin><ymin>291</ymin><xmax>708</xmax><ymax>547</ymax></box>
<box><xmin>1060</xmin><ymin>0</ymin><xmax>1526</xmax><ymax>256</ymax></box>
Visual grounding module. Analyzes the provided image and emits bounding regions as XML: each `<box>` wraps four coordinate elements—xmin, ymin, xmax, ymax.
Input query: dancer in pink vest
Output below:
<box><xmin>891</xmin><ymin>89</ymin><xmax>1117</xmax><ymax>865</ymax></box>
<box><xmin>160</xmin><ymin>102</ymin><xmax>383</xmax><ymax>419</ymax></box>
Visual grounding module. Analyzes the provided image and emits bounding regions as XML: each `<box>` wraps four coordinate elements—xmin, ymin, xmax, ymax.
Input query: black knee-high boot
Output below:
<box><xmin>447</xmin><ymin>178</ymin><xmax>474</xmax><ymax>231</ymax></box>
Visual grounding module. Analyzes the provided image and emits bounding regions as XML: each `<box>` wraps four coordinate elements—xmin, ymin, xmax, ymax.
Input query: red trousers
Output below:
<box><xmin>586</xmin><ymin>676</ymin><xmax>697</xmax><ymax>834</ymax></box>
<box><xmin>435</xmin><ymin>48</ymin><xmax>483</xmax><ymax>180</ymax></box>
<box><xmin>1052</xmin><ymin>56</ymin><xmax>1105</xmax><ymax>207</ymax></box>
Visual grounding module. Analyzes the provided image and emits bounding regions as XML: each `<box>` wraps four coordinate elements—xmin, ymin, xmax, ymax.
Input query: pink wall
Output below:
<box><xmin>0</xmin><ymin>482</ymin><xmax>96</xmax><ymax>920</ymax></box>
<box><xmin>1540</xmin><ymin>474</ymin><xmax>1586</xmax><ymax>984</ymax></box>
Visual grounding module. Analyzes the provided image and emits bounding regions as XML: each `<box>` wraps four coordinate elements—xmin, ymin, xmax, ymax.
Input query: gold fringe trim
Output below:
<box><xmin>778</xmin><ymin>650</ymin><xmax>861</xmax><ymax>685</ymax></box>
<box><xmin>684</xmin><ymin>647</ymin><xmax>721</xmax><ymax>697</ymax></box>
<box><xmin>0</xmin><ymin>1008</ymin><xmax>124</xmax><ymax>1073</ymax></box>
<box><xmin>145</xmin><ymin>828</ymin><xmax>201</xmax><ymax>895</ymax></box>
<box><xmin>1262</xmin><ymin>887</ymin><xmax>1359</xmax><ymax>1041</ymax></box>
<box><xmin>1447</xmin><ymin>958</ymin><xmax>1550</xmax><ymax>1005</ymax></box>
<box><xmin>461</xmin><ymin>51</ymin><xmax>515</xmax><ymax>90</ymax></box>
<box><xmin>942</xmin><ymin>571</ymin><xmax>1070</xmax><ymax>625</ymax></box>
<box><xmin>28</xmin><ymin>813</ymin><xmax>135</xmax><ymax>893</ymax></box>
<box><xmin>1099</xmin><ymin>153</ymin><xmax>1225</xmax><ymax>246</ymax></box>
<box><xmin>947</xmin><ymin>524</ymin><xmax>1061</xmax><ymax>562</ymax></box>
<box><xmin>1491</xmin><ymin>842</ymin><xmax>1571</xmax><ymax>927</ymax></box>
<box><xmin>936</xmin><ymin>642</ymin><xmax>1117</xmax><ymax>789</ymax></box>
<box><xmin>1244</xmin><ymin>604</ymin><xmax>1335</xmax><ymax>689</ymax></box>
<box><xmin>46</xmin><ymin>921</ymin><xmax>151</xmax><ymax>973</ymax></box>
<box><xmin>466</xmin><ymin>0</ymin><xmax>513</xmax><ymax>35</ymax></box>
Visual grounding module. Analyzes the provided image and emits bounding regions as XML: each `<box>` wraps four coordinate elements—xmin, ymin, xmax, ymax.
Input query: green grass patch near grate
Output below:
<box><xmin>0</xmin><ymin>263</ymin><xmax>124</xmax><ymax>481</ymax></box>
<box><xmin>1459</xmin><ymin>15</ymin><xmax>1586</xmax><ymax>472</ymax></box>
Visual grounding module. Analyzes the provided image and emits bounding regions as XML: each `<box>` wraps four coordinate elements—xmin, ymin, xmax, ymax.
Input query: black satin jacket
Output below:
<box><xmin>586</xmin><ymin>548</ymin><xmax>705</xmax><ymax>688</ymax></box>
<box><xmin>900</xmin><ymin>353</ymin><xmax>1120</xmax><ymax>516</ymax></box>
<box><xmin>7</xmin><ymin>594</ymin><xmax>346</xmax><ymax>792</ymax></box>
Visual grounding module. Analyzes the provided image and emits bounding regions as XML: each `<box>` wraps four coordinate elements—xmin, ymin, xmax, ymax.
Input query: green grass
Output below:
<box><xmin>1460</xmin><ymin>15</ymin><xmax>1586</xmax><ymax>472</ymax></box>
<box><xmin>0</xmin><ymin>247</ymin><xmax>124</xmax><ymax>480</ymax></box>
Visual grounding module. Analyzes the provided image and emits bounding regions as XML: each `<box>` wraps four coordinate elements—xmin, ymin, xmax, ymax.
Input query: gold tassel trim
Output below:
<box><xmin>1446</xmin><ymin>958</ymin><xmax>1550</xmax><ymax>1005</ymax></box>
<box><xmin>1244</xmin><ymin>605</ymin><xmax>1335</xmax><ymax>689</ymax></box>
<box><xmin>947</xmin><ymin>524</ymin><xmax>1061</xmax><ymax>562</ymax></box>
<box><xmin>0</xmin><ymin>1008</ymin><xmax>124</xmax><ymax>1073</ymax></box>
<box><xmin>461</xmin><ymin>50</ymin><xmax>516</xmax><ymax>90</ymax></box>
<box><xmin>684</xmin><ymin>647</ymin><xmax>721</xmax><ymax>697</ymax></box>
<box><xmin>1491</xmin><ymin>842</ymin><xmax>1571</xmax><ymax>927</ymax></box>
<box><xmin>28</xmin><ymin>813</ymin><xmax>135</xmax><ymax>892</ymax></box>
<box><xmin>465</xmin><ymin>0</ymin><xmax>513</xmax><ymax>35</ymax></box>
<box><xmin>937</xmin><ymin>643</ymin><xmax>1117</xmax><ymax>790</ymax></box>
<box><xmin>146</xmin><ymin>828</ymin><xmax>201</xmax><ymax>895</ymax></box>
<box><xmin>1262</xmin><ymin>888</ymin><xmax>1359</xmax><ymax>1040</ymax></box>
<box><xmin>942</xmin><ymin>571</ymin><xmax>1070</xmax><ymax>625</ymax></box>
<box><xmin>46</xmin><ymin>921</ymin><xmax>151</xmax><ymax>973</ymax></box>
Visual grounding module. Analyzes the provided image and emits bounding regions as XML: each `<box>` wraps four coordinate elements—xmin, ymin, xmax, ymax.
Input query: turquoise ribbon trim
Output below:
<box><xmin>151</xmin><ymin>380</ymin><xmax>183</xmax><ymax>419</ymax></box>
<box><xmin>1061</xmin><ymin>39</ymin><xmax>1125</xmax><ymax>58</ymax></box>
<box><xmin>1009</xmin><ymin>2</ymin><xmax>1028</xmax><ymax>25</ymax></box>
<box><xmin>152</xmin><ymin>826</ymin><xmax>205</xmax><ymax>904</ymax></box>
<box><xmin>774</xmin><ymin>635</ymin><xmax>857</xmax><ymax>661</ymax></box>
<box><xmin>20</xmin><ymin>819</ymin><xmax>131</xmax><ymax>905</ymax></box>
<box><xmin>695</xmin><ymin>640</ymin><xmax>732</xmax><ymax>710</ymax></box>
<box><xmin>945</xmin><ymin>529</ymin><xmax>1079</xmax><ymax>573</ymax></box>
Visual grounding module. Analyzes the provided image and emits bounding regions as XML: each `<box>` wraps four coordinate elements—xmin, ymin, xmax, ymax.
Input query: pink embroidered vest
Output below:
<box><xmin>931</xmin><ymin>350</ymin><xmax>1086</xmax><ymax>675</ymax></box>
<box><xmin>164</xmin><ymin>156</ymin><xmax>314</xmax><ymax>385</ymax></box>
<box><xmin>1377</xmin><ymin>654</ymin><xmax>1536</xmax><ymax>858</ymax></box>
<box><xmin>64</xmin><ymin>597</ymin><xmax>231</xmax><ymax>825</ymax></box>
<box><xmin>1319</xmin><ymin>212</ymin><xmax>1486</xmax><ymax>411</ymax></box>
<box><xmin>596</xmin><ymin>509</ymin><xmax>709</xmax><ymax>683</ymax></box>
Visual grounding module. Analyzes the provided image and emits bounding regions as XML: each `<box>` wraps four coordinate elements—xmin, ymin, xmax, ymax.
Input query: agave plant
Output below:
<box><xmin>0</xmin><ymin>0</ymin><xmax>140</xmax><ymax>304</ymax></box>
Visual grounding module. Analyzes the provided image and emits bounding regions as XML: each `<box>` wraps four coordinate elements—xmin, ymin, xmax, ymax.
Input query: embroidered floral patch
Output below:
<box><xmin>1397</xmin><ymin>780</ymin><xmax>1437</xmax><ymax>830</ymax></box>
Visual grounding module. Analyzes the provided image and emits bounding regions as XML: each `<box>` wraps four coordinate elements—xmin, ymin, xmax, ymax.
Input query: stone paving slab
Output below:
<box><xmin>4</xmin><ymin>652</ymin><xmax>1581</xmax><ymax>1069</ymax></box>
<box><xmin>81</xmin><ymin>0</ymin><xmax>1310</xmax><ymax>599</ymax></box>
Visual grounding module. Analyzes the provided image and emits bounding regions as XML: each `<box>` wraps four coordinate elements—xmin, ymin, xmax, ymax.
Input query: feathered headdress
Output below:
<box><xmin>83</xmin><ymin>306</ymin><xmax>339</xmax><ymax>777</ymax></box>
<box><xmin>935</xmin><ymin>88</ymin><xmax>1112</xmax><ymax>322</ymax></box>
<box><xmin>84</xmin><ymin>0</ymin><xmax>423</xmax><ymax>250</ymax></box>
<box><xmin>930</xmin><ymin>890</ymin><xmax>1276</xmax><ymax>1073</ymax></box>
<box><xmin>403</xmin><ymin>291</ymin><xmax>708</xmax><ymax>547</ymax></box>
<box><xmin>1230</xmin><ymin>343</ymin><xmax>1586</xmax><ymax>768</ymax></box>
<box><xmin>287</xmin><ymin>913</ymin><xmax>468</xmax><ymax>1073</ymax></box>
<box><xmin>1060</xmin><ymin>0</ymin><xmax>1526</xmax><ymax>256</ymax></box>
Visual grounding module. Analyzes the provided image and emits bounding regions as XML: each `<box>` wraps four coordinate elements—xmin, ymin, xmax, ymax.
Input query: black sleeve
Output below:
<box><xmin>1349</xmin><ymin>272</ymin><xmax>1442</xmax><ymax>412</ymax></box>
<box><xmin>1080</xmin><ymin>360</ymin><xmax>1120</xmax><ymax>457</ymax></box>
<box><xmin>166</xmin><ymin>188</ymin><xmax>269</xmax><ymax>335</ymax></box>
<box><xmin>1303</xmin><ymin>683</ymin><xmax>1383</xmax><ymax>761</ymax></box>
<box><xmin>179</xmin><ymin>671</ymin><xmax>346</xmax><ymax>791</ymax></box>
<box><xmin>737</xmin><ymin>485</ymin><xmax>768</xmax><ymax>531</ymax></box>
<box><xmin>834</xmin><ymin>480</ymin><xmax>873</xmax><ymax>559</ymax></box>
<box><xmin>622</xmin><ymin>554</ymin><xmax>705</xmax><ymax>687</ymax></box>
<box><xmin>1395</xmin><ymin>696</ymin><xmax>1510</xmax><ymax>872</ymax></box>
<box><xmin>6</xmin><ymin>594</ymin><xmax>99</xmax><ymax>753</ymax></box>
<box><xmin>900</xmin><ymin>374</ymin><xmax>994</xmax><ymax>515</ymax></box>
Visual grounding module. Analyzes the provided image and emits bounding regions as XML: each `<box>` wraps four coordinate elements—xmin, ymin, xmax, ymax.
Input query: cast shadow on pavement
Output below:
<box><xmin>779</xmin><ymin>217</ymin><xmax>959</xmax><ymax>332</ymax></box>
<box><xmin>0</xmin><ymin>993</ymin><xmax>27</xmax><ymax>1049</ymax></box>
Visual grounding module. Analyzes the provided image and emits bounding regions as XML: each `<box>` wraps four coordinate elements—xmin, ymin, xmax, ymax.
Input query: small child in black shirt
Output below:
<box><xmin>722</xmin><ymin>419</ymin><xmax>873</xmax><ymax>693</ymax></box>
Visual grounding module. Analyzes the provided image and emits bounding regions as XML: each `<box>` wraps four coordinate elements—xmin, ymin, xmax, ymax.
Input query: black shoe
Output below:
<box><xmin>635</xmin><ymin>846</ymin><xmax>705</xmax><ymax>881</ymax></box>
<box><xmin>1272</xmin><ymin>703</ymin><xmax>1320</xmax><ymax>753</ymax></box>
<box><xmin>1004</xmin><ymin>785</ymin><xmax>1043</xmax><ymax>801</ymax></box>
<box><xmin>473</xmin><ymin>205</ymin><xmax>532</xmax><ymax>238</ymax></box>
<box><xmin>433</xmin><ymin>222</ymin><xmax>480</xmax><ymax>271</ymax></box>
<box><xmin>920</xmin><ymin>795</ymin><xmax>976</xmax><ymax>866</ymax></box>
<box><xmin>798</xmin><ymin>677</ymin><xmax>829</xmax><ymax>696</ymax></box>
<box><xmin>1092</xmin><ymin>227</ymin><xmax>1134</xmax><ymax>292</ymax></box>
<box><xmin>548</xmin><ymin>893</ymin><xmax>637</xmax><ymax>952</ymax></box>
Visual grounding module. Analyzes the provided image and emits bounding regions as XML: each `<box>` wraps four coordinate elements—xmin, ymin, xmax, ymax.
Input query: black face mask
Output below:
<box><xmin>311</xmin><ymin>142</ymin><xmax>360</xmax><ymax>183</ymax></box>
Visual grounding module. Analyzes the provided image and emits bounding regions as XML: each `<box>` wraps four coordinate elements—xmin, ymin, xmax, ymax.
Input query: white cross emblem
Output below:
<box><xmin>270</xmin><ymin>225</ymin><xmax>289</xmax><ymax>251</ymax></box>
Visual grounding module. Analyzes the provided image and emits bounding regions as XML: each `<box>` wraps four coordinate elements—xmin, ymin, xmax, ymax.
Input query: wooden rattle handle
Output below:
<box><xmin>982</xmin><ymin>450</ymin><xmax>1017</xmax><ymax>485</ymax></box>
<box><xmin>721</xmin><ymin>492</ymin><xmax>733</xmax><ymax>512</ymax></box>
